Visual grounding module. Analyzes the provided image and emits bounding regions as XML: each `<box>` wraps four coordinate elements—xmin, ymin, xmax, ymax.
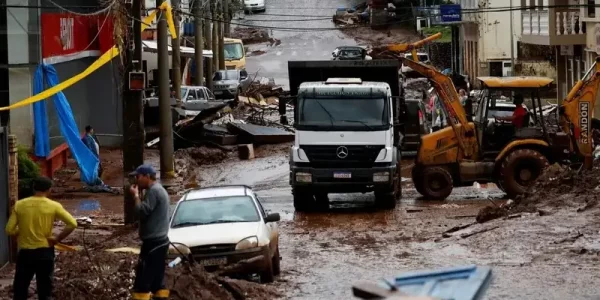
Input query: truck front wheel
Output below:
<box><xmin>292</xmin><ymin>187</ymin><xmax>314</xmax><ymax>212</ymax></box>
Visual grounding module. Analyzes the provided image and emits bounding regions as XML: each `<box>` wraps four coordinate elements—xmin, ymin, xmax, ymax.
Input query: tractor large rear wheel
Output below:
<box><xmin>499</xmin><ymin>149</ymin><xmax>549</xmax><ymax>199</ymax></box>
<box><xmin>421</xmin><ymin>167</ymin><xmax>453</xmax><ymax>200</ymax></box>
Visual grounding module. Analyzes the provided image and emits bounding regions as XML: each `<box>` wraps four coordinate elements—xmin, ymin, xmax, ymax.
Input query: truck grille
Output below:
<box><xmin>214</xmin><ymin>85</ymin><xmax>229</xmax><ymax>90</ymax></box>
<box><xmin>189</xmin><ymin>244</ymin><xmax>236</xmax><ymax>255</ymax></box>
<box><xmin>300</xmin><ymin>145</ymin><xmax>385</xmax><ymax>168</ymax></box>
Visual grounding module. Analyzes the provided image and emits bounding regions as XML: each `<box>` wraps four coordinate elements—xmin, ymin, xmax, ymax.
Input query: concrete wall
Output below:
<box><xmin>46</xmin><ymin>57</ymin><xmax>122</xmax><ymax>149</ymax></box>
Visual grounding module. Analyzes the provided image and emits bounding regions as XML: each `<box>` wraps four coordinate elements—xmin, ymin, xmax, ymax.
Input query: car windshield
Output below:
<box><xmin>224</xmin><ymin>43</ymin><xmax>244</xmax><ymax>60</ymax></box>
<box><xmin>297</xmin><ymin>98</ymin><xmax>388</xmax><ymax>130</ymax></box>
<box><xmin>213</xmin><ymin>70</ymin><xmax>239</xmax><ymax>81</ymax></box>
<box><xmin>171</xmin><ymin>196</ymin><xmax>260</xmax><ymax>228</ymax></box>
<box><xmin>180</xmin><ymin>88</ymin><xmax>188</xmax><ymax>97</ymax></box>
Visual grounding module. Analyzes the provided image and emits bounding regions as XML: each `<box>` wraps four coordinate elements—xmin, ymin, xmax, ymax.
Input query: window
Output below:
<box><xmin>196</xmin><ymin>89</ymin><xmax>207</xmax><ymax>100</ymax></box>
<box><xmin>224</xmin><ymin>43</ymin><xmax>244</xmax><ymax>60</ymax></box>
<box><xmin>171</xmin><ymin>196</ymin><xmax>260</xmax><ymax>228</ymax></box>
<box><xmin>588</xmin><ymin>0</ymin><xmax>596</xmax><ymax>18</ymax></box>
<box><xmin>187</xmin><ymin>89</ymin><xmax>197</xmax><ymax>99</ymax></box>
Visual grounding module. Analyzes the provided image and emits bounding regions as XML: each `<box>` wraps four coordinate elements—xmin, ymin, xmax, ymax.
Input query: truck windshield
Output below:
<box><xmin>224</xmin><ymin>43</ymin><xmax>244</xmax><ymax>60</ymax></box>
<box><xmin>297</xmin><ymin>98</ymin><xmax>389</xmax><ymax>130</ymax></box>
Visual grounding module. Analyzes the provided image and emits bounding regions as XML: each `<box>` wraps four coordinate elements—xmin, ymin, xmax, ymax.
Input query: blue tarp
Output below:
<box><xmin>32</xmin><ymin>64</ymin><xmax>100</xmax><ymax>185</ymax></box>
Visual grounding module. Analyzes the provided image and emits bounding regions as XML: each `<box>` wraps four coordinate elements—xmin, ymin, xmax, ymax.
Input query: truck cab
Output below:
<box><xmin>289</xmin><ymin>77</ymin><xmax>401</xmax><ymax>211</ymax></box>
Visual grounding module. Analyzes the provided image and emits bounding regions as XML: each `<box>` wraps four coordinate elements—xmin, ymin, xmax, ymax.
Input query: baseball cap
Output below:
<box><xmin>129</xmin><ymin>164</ymin><xmax>156</xmax><ymax>176</ymax></box>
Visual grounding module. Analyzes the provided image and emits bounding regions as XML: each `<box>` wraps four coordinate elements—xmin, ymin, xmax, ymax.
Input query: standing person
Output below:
<box><xmin>5</xmin><ymin>176</ymin><xmax>78</xmax><ymax>300</ymax></box>
<box><xmin>458</xmin><ymin>89</ymin><xmax>468</xmax><ymax>106</ymax></box>
<box><xmin>82</xmin><ymin>125</ymin><xmax>102</xmax><ymax>177</ymax></box>
<box><xmin>129</xmin><ymin>165</ymin><xmax>171</xmax><ymax>300</ymax></box>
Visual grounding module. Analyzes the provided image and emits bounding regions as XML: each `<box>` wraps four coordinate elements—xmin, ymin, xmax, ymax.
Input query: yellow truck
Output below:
<box><xmin>224</xmin><ymin>38</ymin><xmax>245</xmax><ymax>70</ymax></box>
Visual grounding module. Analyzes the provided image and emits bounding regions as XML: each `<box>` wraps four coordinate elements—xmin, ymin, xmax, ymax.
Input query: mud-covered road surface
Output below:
<box><xmin>187</xmin><ymin>144</ymin><xmax>600</xmax><ymax>300</ymax></box>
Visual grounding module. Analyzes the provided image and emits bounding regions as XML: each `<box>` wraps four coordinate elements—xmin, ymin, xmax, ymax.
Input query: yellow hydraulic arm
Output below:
<box><xmin>384</xmin><ymin>33</ymin><xmax>442</xmax><ymax>62</ymax></box>
<box><xmin>399</xmin><ymin>57</ymin><xmax>478</xmax><ymax>158</ymax></box>
<box><xmin>560</xmin><ymin>57</ymin><xmax>600</xmax><ymax>169</ymax></box>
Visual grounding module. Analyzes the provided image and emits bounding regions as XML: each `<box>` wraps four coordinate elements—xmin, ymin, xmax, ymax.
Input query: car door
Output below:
<box><xmin>254</xmin><ymin>194</ymin><xmax>278</xmax><ymax>255</ymax></box>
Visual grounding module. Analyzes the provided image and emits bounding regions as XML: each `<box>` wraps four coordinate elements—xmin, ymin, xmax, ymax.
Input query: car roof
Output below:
<box><xmin>477</xmin><ymin>76</ymin><xmax>554</xmax><ymax>88</ymax></box>
<box><xmin>183</xmin><ymin>185</ymin><xmax>252</xmax><ymax>201</ymax></box>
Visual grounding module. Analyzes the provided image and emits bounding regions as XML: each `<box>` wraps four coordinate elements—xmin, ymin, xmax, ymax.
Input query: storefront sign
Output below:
<box><xmin>41</xmin><ymin>13</ymin><xmax>114</xmax><ymax>64</ymax></box>
<box><xmin>440</xmin><ymin>4</ymin><xmax>462</xmax><ymax>23</ymax></box>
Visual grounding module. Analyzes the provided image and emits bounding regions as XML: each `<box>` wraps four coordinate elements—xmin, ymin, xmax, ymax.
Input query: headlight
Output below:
<box><xmin>229</xmin><ymin>84</ymin><xmax>238</xmax><ymax>89</ymax></box>
<box><xmin>295</xmin><ymin>172</ymin><xmax>312</xmax><ymax>183</ymax></box>
<box><xmin>373</xmin><ymin>172</ymin><xmax>390</xmax><ymax>182</ymax></box>
<box><xmin>235</xmin><ymin>236</ymin><xmax>259</xmax><ymax>250</ymax></box>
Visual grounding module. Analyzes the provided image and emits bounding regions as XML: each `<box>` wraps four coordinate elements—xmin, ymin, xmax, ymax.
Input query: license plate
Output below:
<box><xmin>333</xmin><ymin>172</ymin><xmax>351</xmax><ymax>179</ymax></box>
<box><xmin>199</xmin><ymin>257</ymin><xmax>227</xmax><ymax>266</ymax></box>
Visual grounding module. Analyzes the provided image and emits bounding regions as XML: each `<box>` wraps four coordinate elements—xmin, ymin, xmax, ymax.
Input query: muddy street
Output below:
<box><xmin>205</xmin><ymin>150</ymin><xmax>600</xmax><ymax>300</ymax></box>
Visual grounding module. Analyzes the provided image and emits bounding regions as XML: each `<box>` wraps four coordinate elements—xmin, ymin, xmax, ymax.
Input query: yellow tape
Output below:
<box><xmin>0</xmin><ymin>5</ymin><xmax>176</xmax><ymax>111</ymax></box>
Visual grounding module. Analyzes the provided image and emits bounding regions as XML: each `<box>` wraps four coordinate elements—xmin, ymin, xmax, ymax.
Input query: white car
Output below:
<box><xmin>244</xmin><ymin>0</ymin><xmax>266</xmax><ymax>12</ymax></box>
<box><xmin>168</xmin><ymin>185</ymin><xmax>281</xmax><ymax>282</ymax></box>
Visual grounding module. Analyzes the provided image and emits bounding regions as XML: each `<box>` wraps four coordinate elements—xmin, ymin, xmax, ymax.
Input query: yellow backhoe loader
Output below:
<box><xmin>400</xmin><ymin>56</ymin><xmax>600</xmax><ymax>200</ymax></box>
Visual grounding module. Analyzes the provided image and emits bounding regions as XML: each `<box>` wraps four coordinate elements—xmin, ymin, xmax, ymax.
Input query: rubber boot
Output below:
<box><xmin>152</xmin><ymin>289</ymin><xmax>170</xmax><ymax>300</ymax></box>
<box><xmin>131</xmin><ymin>292</ymin><xmax>152</xmax><ymax>300</ymax></box>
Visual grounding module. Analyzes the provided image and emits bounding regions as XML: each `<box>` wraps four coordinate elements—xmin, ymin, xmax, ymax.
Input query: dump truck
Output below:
<box><xmin>287</xmin><ymin>60</ymin><xmax>404</xmax><ymax>211</ymax></box>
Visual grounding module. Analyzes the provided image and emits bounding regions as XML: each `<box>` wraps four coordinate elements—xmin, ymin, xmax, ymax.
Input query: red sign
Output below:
<box><xmin>41</xmin><ymin>13</ymin><xmax>114</xmax><ymax>61</ymax></box>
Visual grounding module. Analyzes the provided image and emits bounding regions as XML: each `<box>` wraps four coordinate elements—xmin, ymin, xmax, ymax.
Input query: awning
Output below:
<box><xmin>142</xmin><ymin>40</ymin><xmax>213</xmax><ymax>58</ymax></box>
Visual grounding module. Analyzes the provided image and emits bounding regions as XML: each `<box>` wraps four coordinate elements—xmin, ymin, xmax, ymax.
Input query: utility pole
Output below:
<box><xmin>122</xmin><ymin>0</ymin><xmax>144</xmax><ymax>224</ymax></box>
<box><xmin>218</xmin><ymin>0</ymin><xmax>225</xmax><ymax>70</ymax></box>
<box><xmin>509</xmin><ymin>0</ymin><xmax>515</xmax><ymax>76</ymax></box>
<box><xmin>212</xmin><ymin>0</ymin><xmax>219</xmax><ymax>71</ymax></box>
<box><xmin>223</xmin><ymin>0</ymin><xmax>230</xmax><ymax>37</ymax></box>
<box><xmin>172</xmin><ymin>0</ymin><xmax>182</xmax><ymax>101</ymax></box>
<box><xmin>194</xmin><ymin>0</ymin><xmax>204</xmax><ymax>85</ymax></box>
<box><xmin>205</xmin><ymin>5</ymin><xmax>214</xmax><ymax>90</ymax></box>
<box><xmin>157</xmin><ymin>0</ymin><xmax>175</xmax><ymax>184</ymax></box>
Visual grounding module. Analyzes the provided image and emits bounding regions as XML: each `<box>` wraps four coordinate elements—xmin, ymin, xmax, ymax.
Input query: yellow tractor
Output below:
<box><xmin>402</xmin><ymin>57</ymin><xmax>600</xmax><ymax>200</ymax></box>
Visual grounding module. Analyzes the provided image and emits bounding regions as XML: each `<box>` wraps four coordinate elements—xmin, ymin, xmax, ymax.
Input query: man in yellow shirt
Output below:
<box><xmin>5</xmin><ymin>176</ymin><xmax>78</xmax><ymax>300</ymax></box>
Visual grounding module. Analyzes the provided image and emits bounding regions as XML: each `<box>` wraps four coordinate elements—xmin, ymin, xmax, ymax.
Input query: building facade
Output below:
<box><xmin>520</xmin><ymin>0</ymin><xmax>586</xmax><ymax>101</ymax></box>
<box><xmin>1</xmin><ymin>0</ymin><xmax>121</xmax><ymax>151</ymax></box>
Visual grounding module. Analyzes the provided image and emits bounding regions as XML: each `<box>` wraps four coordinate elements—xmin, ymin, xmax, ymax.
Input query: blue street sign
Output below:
<box><xmin>440</xmin><ymin>4</ymin><xmax>462</xmax><ymax>23</ymax></box>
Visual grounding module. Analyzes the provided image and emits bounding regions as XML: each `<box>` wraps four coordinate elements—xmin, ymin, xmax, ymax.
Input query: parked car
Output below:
<box><xmin>332</xmin><ymin>46</ymin><xmax>372</xmax><ymax>60</ymax></box>
<box><xmin>213</xmin><ymin>69</ymin><xmax>251</xmax><ymax>99</ymax></box>
<box><xmin>143</xmin><ymin>85</ymin><xmax>226</xmax><ymax>125</ymax></box>
<box><xmin>244</xmin><ymin>0</ymin><xmax>265</xmax><ymax>12</ymax></box>
<box><xmin>168</xmin><ymin>185</ymin><xmax>281</xmax><ymax>282</ymax></box>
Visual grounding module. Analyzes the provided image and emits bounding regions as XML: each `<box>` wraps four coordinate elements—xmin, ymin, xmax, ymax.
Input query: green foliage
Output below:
<box><xmin>422</xmin><ymin>26</ymin><xmax>452</xmax><ymax>43</ymax></box>
<box><xmin>17</xmin><ymin>146</ymin><xmax>40</xmax><ymax>199</ymax></box>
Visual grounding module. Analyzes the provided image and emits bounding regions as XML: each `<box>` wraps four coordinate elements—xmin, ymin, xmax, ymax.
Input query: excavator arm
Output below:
<box><xmin>399</xmin><ymin>57</ymin><xmax>477</xmax><ymax>158</ymax></box>
<box><xmin>560</xmin><ymin>57</ymin><xmax>600</xmax><ymax>168</ymax></box>
<box><xmin>381</xmin><ymin>33</ymin><xmax>442</xmax><ymax>62</ymax></box>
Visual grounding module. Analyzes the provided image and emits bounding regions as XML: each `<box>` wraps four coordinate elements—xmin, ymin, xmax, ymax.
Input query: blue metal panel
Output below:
<box><xmin>383</xmin><ymin>265</ymin><xmax>492</xmax><ymax>300</ymax></box>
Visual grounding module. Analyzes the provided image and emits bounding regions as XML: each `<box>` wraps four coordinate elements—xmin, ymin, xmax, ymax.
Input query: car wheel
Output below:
<box><xmin>314</xmin><ymin>193</ymin><xmax>329</xmax><ymax>211</ymax></box>
<box><xmin>261</xmin><ymin>253</ymin><xmax>275</xmax><ymax>283</ymax></box>
<box><xmin>272</xmin><ymin>246</ymin><xmax>281</xmax><ymax>276</ymax></box>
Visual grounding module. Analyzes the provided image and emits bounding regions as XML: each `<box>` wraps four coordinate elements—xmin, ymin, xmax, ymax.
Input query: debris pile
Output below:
<box><xmin>230</xmin><ymin>28</ymin><xmax>271</xmax><ymax>44</ymax></box>
<box><xmin>0</xmin><ymin>251</ymin><xmax>280</xmax><ymax>300</ymax></box>
<box><xmin>476</xmin><ymin>164</ymin><xmax>600</xmax><ymax>223</ymax></box>
<box><xmin>332</xmin><ymin>3</ymin><xmax>368</xmax><ymax>27</ymax></box>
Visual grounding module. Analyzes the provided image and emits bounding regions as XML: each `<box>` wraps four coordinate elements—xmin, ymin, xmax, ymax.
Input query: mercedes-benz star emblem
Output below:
<box><xmin>336</xmin><ymin>146</ymin><xmax>349</xmax><ymax>159</ymax></box>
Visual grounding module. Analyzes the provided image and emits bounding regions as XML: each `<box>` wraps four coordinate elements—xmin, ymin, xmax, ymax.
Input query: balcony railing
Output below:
<box><xmin>522</xmin><ymin>9</ymin><xmax>585</xmax><ymax>36</ymax></box>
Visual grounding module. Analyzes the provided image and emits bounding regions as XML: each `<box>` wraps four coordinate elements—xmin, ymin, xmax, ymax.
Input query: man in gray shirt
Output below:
<box><xmin>129</xmin><ymin>164</ymin><xmax>170</xmax><ymax>300</ymax></box>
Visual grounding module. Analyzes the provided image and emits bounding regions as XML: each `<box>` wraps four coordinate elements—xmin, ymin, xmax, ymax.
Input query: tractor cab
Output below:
<box><xmin>473</xmin><ymin>76</ymin><xmax>555</xmax><ymax>159</ymax></box>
